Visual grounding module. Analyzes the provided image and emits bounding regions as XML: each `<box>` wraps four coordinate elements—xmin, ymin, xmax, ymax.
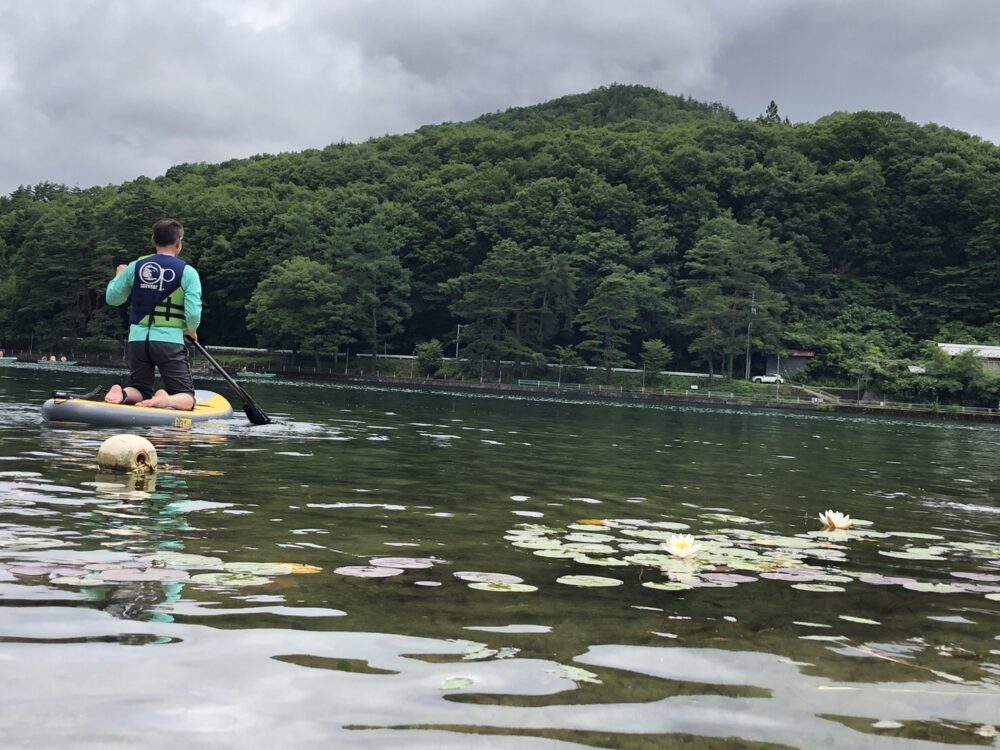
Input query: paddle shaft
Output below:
<box><xmin>187</xmin><ymin>338</ymin><xmax>271</xmax><ymax>425</ymax></box>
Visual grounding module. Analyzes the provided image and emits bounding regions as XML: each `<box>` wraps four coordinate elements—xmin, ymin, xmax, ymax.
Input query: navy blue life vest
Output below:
<box><xmin>129</xmin><ymin>254</ymin><xmax>188</xmax><ymax>327</ymax></box>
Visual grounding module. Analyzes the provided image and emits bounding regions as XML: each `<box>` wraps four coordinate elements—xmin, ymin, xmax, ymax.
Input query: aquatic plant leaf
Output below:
<box><xmin>288</xmin><ymin>564</ymin><xmax>322</xmax><ymax>574</ymax></box>
<box><xmin>564</xmin><ymin>532</ymin><xmax>616</xmax><ymax>543</ymax></box>
<box><xmin>369</xmin><ymin>557</ymin><xmax>434</xmax><ymax>569</ymax></box>
<box><xmin>2</xmin><ymin>537</ymin><xmax>70</xmax><ymax>550</ymax></box>
<box><xmin>511</xmin><ymin>538</ymin><xmax>564</xmax><ymax>550</ymax></box>
<box><xmin>623</xmin><ymin>553</ymin><xmax>677</xmax><ymax>568</ymax></box>
<box><xmin>885</xmin><ymin>531</ymin><xmax>945</xmax><ymax>540</ymax></box>
<box><xmin>441</xmin><ymin>677</ymin><xmax>472</xmax><ymax>690</ymax></box>
<box><xmin>858</xmin><ymin>574</ymin><xmax>915</xmax><ymax>586</ymax></box>
<box><xmin>556</xmin><ymin>575</ymin><xmax>623</xmax><ymax>587</ymax></box>
<box><xmin>872</xmin><ymin>720</ymin><xmax>904</xmax><ymax>729</ymax></box>
<box><xmin>642</xmin><ymin>580</ymin><xmax>693</xmax><ymax>591</ymax></box>
<box><xmin>799</xmin><ymin>634</ymin><xmax>847</xmax><ymax>641</ymax></box>
<box><xmin>49</xmin><ymin>575</ymin><xmax>105</xmax><ymax>586</ymax></box>
<box><xmin>878</xmin><ymin>550</ymin><xmax>947</xmax><ymax>561</ymax></box>
<box><xmin>190</xmin><ymin>572</ymin><xmax>272</xmax><ymax>587</ymax></box>
<box><xmin>467</xmin><ymin>582</ymin><xmax>537</xmax><ymax>592</ymax></box>
<box><xmin>532</xmin><ymin>548</ymin><xmax>578</xmax><ymax>559</ymax></box>
<box><xmin>951</xmin><ymin>572</ymin><xmax>1000</xmax><ymax>582</ymax></box>
<box><xmin>562</xmin><ymin>543</ymin><xmax>616</xmax><ymax>555</ymax></box>
<box><xmin>139</xmin><ymin>552</ymin><xmax>224</xmax><ymax>569</ymax></box>
<box><xmin>222</xmin><ymin>562</ymin><xmax>296</xmax><ymax>575</ymax></box>
<box><xmin>839</xmin><ymin>615</ymin><xmax>881</xmax><ymax>625</ymax></box>
<box><xmin>334</xmin><ymin>566</ymin><xmax>404</xmax><ymax>578</ymax></box>
<box><xmin>549</xmin><ymin>665</ymin><xmax>602</xmax><ymax>684</ymax></box>
<box><xmin>699</xmin><ymin>513</ymin><xmax>759</xmax><ymax>524</ymax></box>
<box><xmin>573</xmin><ymin>555</ymin><xmax>629</xmax><ymax>567</ymax></box>
<box><xmin>9</xmin><ymin>565</ymin><xmax>55</xmax><ymax>576</ymax></box>
<box><xmin>100</xmin><ymin>567</ymin><xmax>189</xmax><ymax>582</ymax></box>
<box><xmin>454</xmin><ymin>571</ymin><xmax>523</xmax><ymax>584</ymax></box>
<box><xmin>901</xmin><ymin>581</ymin><xmax>964</xmax><ymax>594</ymax></box>
<box><xmin>790</xmin><ymin>583</ymin><xmax>845</xmax><ymax>592</ymax></box>
<box><xmin>700</xmin><ymin>573</ymin><xmax>757</xmax><ymax>583</ymax></box>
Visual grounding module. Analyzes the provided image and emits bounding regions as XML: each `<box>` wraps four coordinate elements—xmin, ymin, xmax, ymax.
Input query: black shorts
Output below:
<box><xmin>126</xmin><ymin>340</ymin><xmax>194</xmax><ymax>400</ymax></box>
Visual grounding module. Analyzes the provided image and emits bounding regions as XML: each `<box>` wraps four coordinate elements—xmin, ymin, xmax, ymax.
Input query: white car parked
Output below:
<box><xmin>752</xmin><ymin>374</ymin><xmax>784</xmax><ymax>384</ymax></box>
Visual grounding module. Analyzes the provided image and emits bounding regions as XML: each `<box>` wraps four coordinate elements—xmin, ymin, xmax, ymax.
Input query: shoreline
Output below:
<box><xmin>10</xmin><ymin>357</ymin><xmax>998</xmax><ymax>424</ymax></box>
<box><xmin>336</xmin><ymin>374</ymin><xmax>1000</xmax><ymax>424</ymax></box>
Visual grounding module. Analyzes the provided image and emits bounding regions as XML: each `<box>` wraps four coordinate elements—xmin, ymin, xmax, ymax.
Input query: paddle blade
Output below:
<box><xmin>243</xmin><ymin>401</ymin><xmax>272</xmax><ymax>426</ymax></box>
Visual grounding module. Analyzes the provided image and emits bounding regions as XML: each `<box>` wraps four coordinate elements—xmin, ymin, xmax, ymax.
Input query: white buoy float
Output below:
<box><xmin>97</xmin><ymin>434</ymin><xmax>158</xmax><ymax>474</ymax></box>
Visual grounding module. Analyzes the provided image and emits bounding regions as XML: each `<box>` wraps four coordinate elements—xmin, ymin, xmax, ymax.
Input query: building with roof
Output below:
<box><xmin>937</xmin><ymin>343</ymin><xmax>1000</xmax><ymax>372</ymax></box>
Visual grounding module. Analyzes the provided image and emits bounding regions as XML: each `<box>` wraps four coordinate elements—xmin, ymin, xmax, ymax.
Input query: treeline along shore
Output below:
<box><xmin>2</xmin><ymin>84</ymin><xmax>998</xmax><ymax>408</ymax></box>
<box><xmin>4</xmin><ymin>346</ymin><xmax>996</xmax><ymax>423</ymax></box>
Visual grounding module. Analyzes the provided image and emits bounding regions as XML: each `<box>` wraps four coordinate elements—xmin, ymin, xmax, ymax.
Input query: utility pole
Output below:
<box><xmin>745</xmin><ymin>290</ymin><xmax>756</xmax><ymax>379</ymax></box>
<box><xmin>454</xmin><ymin>324</ymin><xmax>465</xmax><ymax>360</ymax></box>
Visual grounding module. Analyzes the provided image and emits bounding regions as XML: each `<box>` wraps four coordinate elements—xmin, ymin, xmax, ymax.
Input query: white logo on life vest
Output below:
<box><xmin>138</xmin><ymin>262</ymin><xmax>176</xmax><ymax>291</ymax></box>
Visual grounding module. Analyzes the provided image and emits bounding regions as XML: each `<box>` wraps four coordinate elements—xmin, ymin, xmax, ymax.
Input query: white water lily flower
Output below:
<box><xmin>818</xmin><ymin>510</ymin><xmax>852</xmax><ymax>530</ymax></box>
<box><xmin>663</xmin><ymin>534</ymin><xmax>701</xmax><ymax>559</ymax></box>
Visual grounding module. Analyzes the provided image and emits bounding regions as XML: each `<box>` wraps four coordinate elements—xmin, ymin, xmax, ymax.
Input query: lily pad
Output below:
<box><xmin>50</xmin><ymin>575</ymin><xmax>106</xmax><ymax>586</ymax></box>
<box><xmin>878</xmin><ymin>549</ymin><xmax>947</xmax><ymax>561</ymax></box>
<box><xmin>564</xmin><ymin>532</ymin><xmax>616</xmax><ymax>543</ymax></box>
<box><xmin>701</xmin><ymin>573</ymin><xmax>757</xmax><ymax>583</ymax></box>
<box><xmin>8</xmin><ymin>565</ymin><xmax>55</xmax><ymax>577</ymax></box>
<box><xmin>454</xmin><ymin>571</ymin><xmax>523</xmax><ymax>584</ymax></box>
<box><xmin>901</xmin><ymin>581</ymin><xmax>964</xmax><ymax>594</ymax></box>
<box><xmin>556</xmin><ymin>575</ymin><xmax>623</xmax><ymax>588</ymax></box>
<box><xmin>549</xmin><ymin>664</ymin><xmax>602</xmax><ymax>684</ymax></box>
<box><xmin>641</xmin><ymin>580</ymin><xmax>693</xmax><ymax>591</ymax></box>
<box><xmin>951</xmin><ymin>572</ymin><xmax>1000</xmax><ymax>582</ymax></box>
<box><xmin>872</xmin><ymin>720</ymin><xmax>904</xmax><ymax>730</ymax></box>
<box><xmin>467</xmin><ymin>581</ymin><xmax>537</xmax><ymax>592</ymax></box>
<box><xmin>100</xmin><ymin>567</ymin><xmax>189</xmax><ymax>582</ymax></box>
<box><xmin>533</xmin><ymin>548</ymin><xmax>579</xmax><ymax>559</ymax></box>
<box><xmin>441</xmin><ymin>676</ymin><xmax>473</xmax><ymax>690</ymax></box>
<box><xmin>511</xmin><ymin>538</ymin><xmax>564</xmax><ymax>550</ymax></box>
<box><xmin>369</xmin><ymin>557</ymin><xmax>434</xmax><ymax>569</ymax></box>
<box><xmin>562</xmin><ymin>543</ymin><xmax>616</xmax><ymax>555</ymax></box>
<box><xmin>839</xmin><ymin>615</ymin><xmax>881</xmax><ymax>625</ymax></box>
<box><xmin>334</xmin><ymin>566</ymin><xmax>404</xmax><ymax>578</ymax></box>
<box><xmin>139</xmin><ymin>552</ymin><xmax>224</xmax><ymax>569</ymax></box>
<box><xmin>288</xmin><ymin>563</ymin><xmax>322</xmax><ymax>574</ymax></box>
<box><xmin>858</xmin><ymin>574</ymin><xmax>915</xmax><ymax>586</ymax></box>
<box><xmin>222</xmin><ymin>562</ymin><xmax>296</xmax><ymax>575</ymax></box>
<box><xmin>573</xmin><ymin>555</ymin><xmax>629</xmax><ymax>567</ymax></box>
<box><xmin>791</xmin><ymin>583</ymin><xmax>845</xmax><ymax>592</ymax></box>
<box><xmin>190</xmin><ymin>572</ymin><xmax>272</xmax><ymax>587</ymax></box>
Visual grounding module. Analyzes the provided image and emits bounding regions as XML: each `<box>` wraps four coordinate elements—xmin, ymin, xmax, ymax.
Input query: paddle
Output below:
<box><xmin>186</xmin><ymin>337</ymin><xmax>272</xmax><ymax>425</ymax></box>
<box><xmin>50</xmin><ymin>385</ymin><xmax>103</xmax><ymax>401</ymax></box>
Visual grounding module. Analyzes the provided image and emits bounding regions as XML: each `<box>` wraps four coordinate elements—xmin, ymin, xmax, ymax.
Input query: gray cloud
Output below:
<box><xmin>1</xmin><ymin>0</ymin><xmax>998</xmax><ymax>195</ymax></box>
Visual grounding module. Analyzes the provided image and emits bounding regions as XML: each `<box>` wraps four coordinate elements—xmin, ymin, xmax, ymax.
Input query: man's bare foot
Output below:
<box><xmin>137</xmin><ymin>389</ymin><xmax>171</xmax><ymax>408</ymax></box>
<box><xmin>137</xmin><ymin>389</ymin><xmax>195</xmax><ymax>411</ymax></box>
<box><xmin>105</xmin><ymin>384</ymin><xmax>125</xmax><ymax>403</ymax></box>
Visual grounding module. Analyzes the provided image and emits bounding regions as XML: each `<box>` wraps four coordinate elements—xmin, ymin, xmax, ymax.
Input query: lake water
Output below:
<box><xmin>1</xmin><ymin>364</ymin><xmax>998</xmax><ymax>749</ymax></box>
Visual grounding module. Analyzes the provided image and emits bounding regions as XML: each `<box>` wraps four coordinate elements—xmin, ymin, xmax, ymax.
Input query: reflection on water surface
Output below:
<box><xmin>1</xmin><ymin>368</ymin><xmax>998</xmax><ymax>749</ymax></box>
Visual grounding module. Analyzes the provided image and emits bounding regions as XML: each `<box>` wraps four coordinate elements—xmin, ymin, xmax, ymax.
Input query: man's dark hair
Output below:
<box><xmin>151</xmin><ymin>219</ymin><xmax>184</xmax><ymax>248</ymax></box>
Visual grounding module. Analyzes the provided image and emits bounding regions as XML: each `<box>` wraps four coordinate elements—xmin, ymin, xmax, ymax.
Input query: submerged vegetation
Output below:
<box><xmin>1</xmin><ymin>84</ymin><xmax>998</xmax><ymax>404</ymax></box>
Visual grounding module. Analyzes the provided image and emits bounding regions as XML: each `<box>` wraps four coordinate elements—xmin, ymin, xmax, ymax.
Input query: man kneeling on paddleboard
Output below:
<box><xmin>104</xmin><ymin>219</ymin><xmax>202</xmax><ymax>410</ymax></box>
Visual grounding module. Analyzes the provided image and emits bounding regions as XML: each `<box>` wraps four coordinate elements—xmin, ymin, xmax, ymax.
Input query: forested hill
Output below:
<box><xmin>469</xmin><ymin>84</ymin><xmax>737</xmax><ymax>133</ymax></box>
<box><xmin>1</xmin><ymin>83</ymin><xmax>998</xmax><ymax>400</ymax></box>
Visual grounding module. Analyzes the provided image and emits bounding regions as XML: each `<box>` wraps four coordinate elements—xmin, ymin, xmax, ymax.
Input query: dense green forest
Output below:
<box><xmin>1</xmin><ymin>84</ymin><xmax>998</xmax><ymax>404</ymax></box>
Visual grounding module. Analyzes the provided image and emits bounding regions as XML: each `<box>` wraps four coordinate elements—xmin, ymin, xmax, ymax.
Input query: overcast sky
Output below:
<box><xmin>2</xmin><ymin>0</ymin><xmax>998</xmax><ymax>196</ymax></box>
